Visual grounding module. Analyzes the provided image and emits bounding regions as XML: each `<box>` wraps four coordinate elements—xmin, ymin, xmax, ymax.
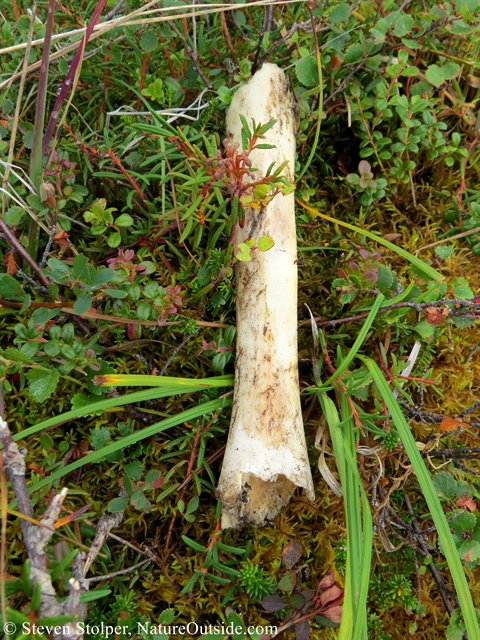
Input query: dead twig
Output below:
<box><xmin>0</xmin><ymin>219</ymin><xmax>50</xmax><ymax>287</ymax></box>
<box><xmin>0</xmin><ymin>417</ymin><xmax>80</xmax><ymax>636</ymax></box>
<box><xmin>298</xmin><ymin>298</ymin><xmax>480</xmax><ymax>329</ymax></box>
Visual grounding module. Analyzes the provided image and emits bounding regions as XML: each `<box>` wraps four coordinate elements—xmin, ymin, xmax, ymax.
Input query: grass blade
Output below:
<box><xmin>296</xmin><ymin>199</ymin><xmax>442</xmax><ymax>283</ymax></box>
<box><xmin>317</xmin><ymin>392</ymin><xmax>372</xmax><ymax>640</ymax></box>
<box><xmin>27</xmin><ymin>396</ymin><xmax>232</xmax><ymax>495</ymax></box>
<box><xmin>320</xmin><ymin>293</ymin><xmax>384</xmax><ymax>388</ymax></box>
<box><xmin>93</xmin><ymin>373</ymin><xmax>234</xmax><ymax>388</ymax></box>
<box><xmin>15</xmin><ymin>376</ymin><xmax>233</xmax><ymax>441</ymax></box>
<box><xmin>361</xmin><ymin>356</ymin><xmax>479</xmax><ymax>640</ymax></box>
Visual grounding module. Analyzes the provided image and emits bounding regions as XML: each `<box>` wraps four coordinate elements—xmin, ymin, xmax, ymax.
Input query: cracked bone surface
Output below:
<box><xmin>216</xmin><ymin>63</ymin><xmax>315</xmax><ymax>529</ymax></box>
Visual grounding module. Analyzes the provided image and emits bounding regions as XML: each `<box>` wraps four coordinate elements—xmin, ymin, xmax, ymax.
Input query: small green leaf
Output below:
<box><xmin>394</xmin><ymin>14</ymin><xmax>413</xmax><ymax>36</ymax></box>
<box><xmin>107</xmin><ymin>496</ymin><xmax>129</xmax><ymax>513</ymax></box>
<box><xmin>26</xmin><ymin>368</ymin><xmax>60</xmax><ymax>402</ymax></box>
<box><xmin>376</xmin><ymin>265</ymin><xmax>394</xmax><ymax>292</ymax></box>
<box><xmin>4</xmin><ymin>206</ymin><xmax>25</xmax><ymax>225</ymax></box>
<box><xmin>104</xmin><ymin>288</ymin><xmax>127</xmax><ymax>299</ymax></box>
<box><xmin>413</xmin><ymin>320</ymin><xmax>434</xmax><ymax>340</ymax></box>
<box><xmin>278</xmin><ymin>571</ymin><xmax>296</xmax><ymax>592</ymax></box>
<box><xmin>447</xmin><ymin>609</ymin><xmax>466</xmax><ymax>640</ymax></box>
<box><xmin>91</xmin><ymin>268</ymin><xmax>115</xmax><ymax>289</ymax></box>
<box><xmin>181</xmin><ymin>535</ymin><xmax>207</xmax><ymax>553</ymax></box>
<box><xmin>124</xmin><ymin>460</ymin><xmax>143</xmax><ymax>480</ymax></box>
<box><xmin>402</xmin><ymin>65</ymin><xmax>419</xmax><ymax>77</ymax></box>
<box><xmin>107</xmin><ymin>232</ymin><xmax>122</xmax><ymax>248</ymax></box>
<box><xmin>435</xmin><ymin>246</ymin><xmax>455</xmax><ymax>260</ymax></box>
<box><xmin>115</xmin><ymin>213</ymin><xmax>134</xmax><ymax>227</ymax></box>
<box><xmin>0</xmin><ymin>347</ymin><xmax>33</xmax><ymax>363</ymax></box>
<box><xmin>186</xmin><ymin>496</ymin><xmax>199</xmax><ymax>515</ymax></box>
<box><xmin>257</xmin><ymin>235</ymin><xmax>275</xmax><ymax>251</ymax></box>
<box><xmin>236</xmin><ymin>243</ymin><xmax>252</xmax><ymax>261</ymax></box>
<box><xmin>140</xmin><ymin>29</ymin><xmax>158</xmax><ymax>52</ymax></box>
<box><xmin>295</xmin><ymin>56</ymin><xmax>318</xmax><ymax>87</ymax></box>
<box><xmin>71</xmin><ymin>393</ymin><xmax>104</xmax><ymax>416</ymax></box>
<box><xmin>457</xmin><ymin>539</ymin><xmax>480</xmax><ymax>564</ymax></box>
<box><xmin>425</xmin><ymin>64</ymin><xmax>444</xmax><ymax>87</ymax></box>
<box><xmin>433</xmin><ymin>471</ymin><xmax>457</xmax><ymax>499</ymax></box>
<box><xmin>451</xmin><ymin>512</ymin><xmax>476</xmax><ymax>533</ymax></box>
<box><xmin>442</xmin><ymin>61</ymin><xmax>460</xmax><ymax>80</ymax></box>
<box><xmin>158</xmin><ymin>608</ymin><xmax>175</xmax><ymax>625</ymax></box>
<box><xmin>196</xmin><ymin>267</ymin><xmax>211</xmax><ymax>286</ymax></box>
<box><xmin>329</xmin><ymin>3</ymin><xmax>350</xmax><ymax>23</ymax></box>
<box><xmin>44</xmin><ymin>341</ymin><xmax>60</xmax><ymax>357</ymax></box>
<box><xmin>73</xmin><ymin>293</ymin><xmax>92</xmax><ymax>315</ymax></box>
<box><xmin>79</xmin><ymin>588</ymin><xmax>111</xmax><ymax>604</ymax></box>
<box><xmin>0</xmin><ymin>274</ymin><xmax>24</xmax><ymax>301</ymax></box>
<box><xmin>130</xmin><ymin>490</ymin><xmax>147</xmax><ymax>511</ymax></box>
<box><xmin>344</xmin><ymin>43</ymin><xmax>364</xmax><ymax>64</ymax></box>
<box><xmin>453</xmin><ymin>285</ymin><xmax>474</xmax><ymax>300</ymax></box>
<box><xmin>73</xmin><ymin>254</ymin><xmax>90</xmax><ymax>282</ymax></box>
<box><xmin>226</xmin><ymin>609</ymin><xmax>245</xmax><ymax>640</ymax></box>
<box><xmin>90</xmin><ymin>426</ymin><xmax>111</xmax><ymax>449</ymax></box>
<box><xmin>217</xmin><ymin>85</ymin><xmax>232</xmax><ymax>105</ymax></box>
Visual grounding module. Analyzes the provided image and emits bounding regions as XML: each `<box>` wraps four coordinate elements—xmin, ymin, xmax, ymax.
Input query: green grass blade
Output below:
<box><xmin>318</xmin><ymin>392</ymin><xmax>371</xmax><ymax>640</ymax></box>
<box><xmin>94</xmin><ymin>373</ymin><xmax>234</xmax><ymax>388</ymax></box>
<box><xmin>15</xmin><ymin>376</ymin><xmax>233</xmax><ymax>441</ymax></box>
<box><xmin>339</xmin><ymin>394</ymin><xmax>364</xmax><ymax>635</ymax></box>
<box><xmin>27</xmin><ymin>396</ymin><xmax>232</xmax><ymax>495</ymax></box>
<box><xmin>318</xmin><ymin>393</ymin><xmax>353</xmax><ymax>639</ymax></box>
<box><xmin>320</xmin><ymin>294</ymin><xmax>384</xmax><ymax>388</ymax></box>
<box><xmin>354</xmin><ymin>281</ymin><xmax>415</xmax><ymax>311</ymax></box>
<box><xmin>297</xmin><ymin>199</ymin><xmax>442</xmax><ymax>283</ymax></box>
<box><xmin>361</xmin><ymin>357</ymin><xmax>479</xmax><ymax>640</ymax></box>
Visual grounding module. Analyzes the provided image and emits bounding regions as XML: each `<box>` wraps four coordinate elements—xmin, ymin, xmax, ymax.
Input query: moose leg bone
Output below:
<box><xmin>216</xmin><ymin>63</ymin><xmax>315</xmax><ymax>529</ymax></box>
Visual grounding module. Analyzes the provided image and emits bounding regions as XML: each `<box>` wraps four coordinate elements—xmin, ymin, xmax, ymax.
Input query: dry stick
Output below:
<box><xmin>0</xmin><ymin>220</ymin><xmax>50</xmax><ymax>288</ymax></box>
<box><xmin>404</xmin><ymin>494</ymin><xmax>455</xmax><ymax>616</ymax></box>
<box><xmin>82</xmin><ymin>504</ymin><xmax>126</xmax><ymax>576</ymax></box>
<box><xmin>323</xmin><ymin>61</ymin><xmax>365</xmax><ymax>107</ymax></box>
<box><xmin>0</xmin><ymin>299</ymin><xmax>230</xmax><ymax>328</ymax></box>
<box><xmin>0</xmin><ymin>418</ymin><xmax>65</xmax><ymax>620</ymax></box>
<box><xmin>160</xmin><ymin>330</ymin><xmax>199</xmax><ymax>376</ymax></box>
<box><xmin>85</xmin><ymin>558</ymin><xmax>151</xmax><ymax>583</ymax></box>
<box><xmin>168</xmin><ymin>20</ymin><xmax>213</xmax><ymax>89</ymax></box>
<box><xmin>0</xmin><ymin>416</ymin><xmax>127</xmax><ymax>637</ymax></box>
<box><xmin>298</xmin><ymin>298</ymin><xmax>480</xmax><ymax>329</ymax></box>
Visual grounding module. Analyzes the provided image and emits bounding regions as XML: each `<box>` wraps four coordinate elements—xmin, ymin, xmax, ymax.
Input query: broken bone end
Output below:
<box><xmin>218</xmin><ymin>474</ymin><xmax>315</xmax><ymax>529</ymax></box>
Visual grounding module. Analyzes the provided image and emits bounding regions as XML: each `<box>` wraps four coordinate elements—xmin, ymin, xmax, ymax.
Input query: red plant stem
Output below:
<box><xmin>11</xmin><ymin>0</ymin><xmax>20</xmax><ymax>21</ymax></box>
<box><xmin>158</xmin><ymin>30</ymin><xmax>176</xmax><ymax>76</ymax></box>
<box><xmin>221</xmin><ymin>11</ymin><xmax>236</xmax><ymax>62</ymax></box>
<box><xmin>63</xmin><ymin>123</ymin><xmax>145</xmax><ymax>202</ymax></box>
<box><xmin>42</xmin><ymin>0</ymin><xmax>108</xmax><ymax>155</ymax></box>
<box><xmin>399</xmin><ymin>375</ymin><xmax>435</xmax><ymax>384</ymax></box>
<box><xmin>104</xmin><ymin>148</ymin><xmax>146</xmax><ymax>201</ymax></box>
<box><xmin>137</xmin><ymin>52</ymin><xmax>151</xmax><ymax>110</ymax></box>
<box><xmin>206</xmin><ymin>519</ymin><xmax>221</xmax><ymax>552</ymax></box>
<box><xmin>321</xmin><ymin>330</ymin><xmax>337</xmax><ymax>375</ymax></box>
